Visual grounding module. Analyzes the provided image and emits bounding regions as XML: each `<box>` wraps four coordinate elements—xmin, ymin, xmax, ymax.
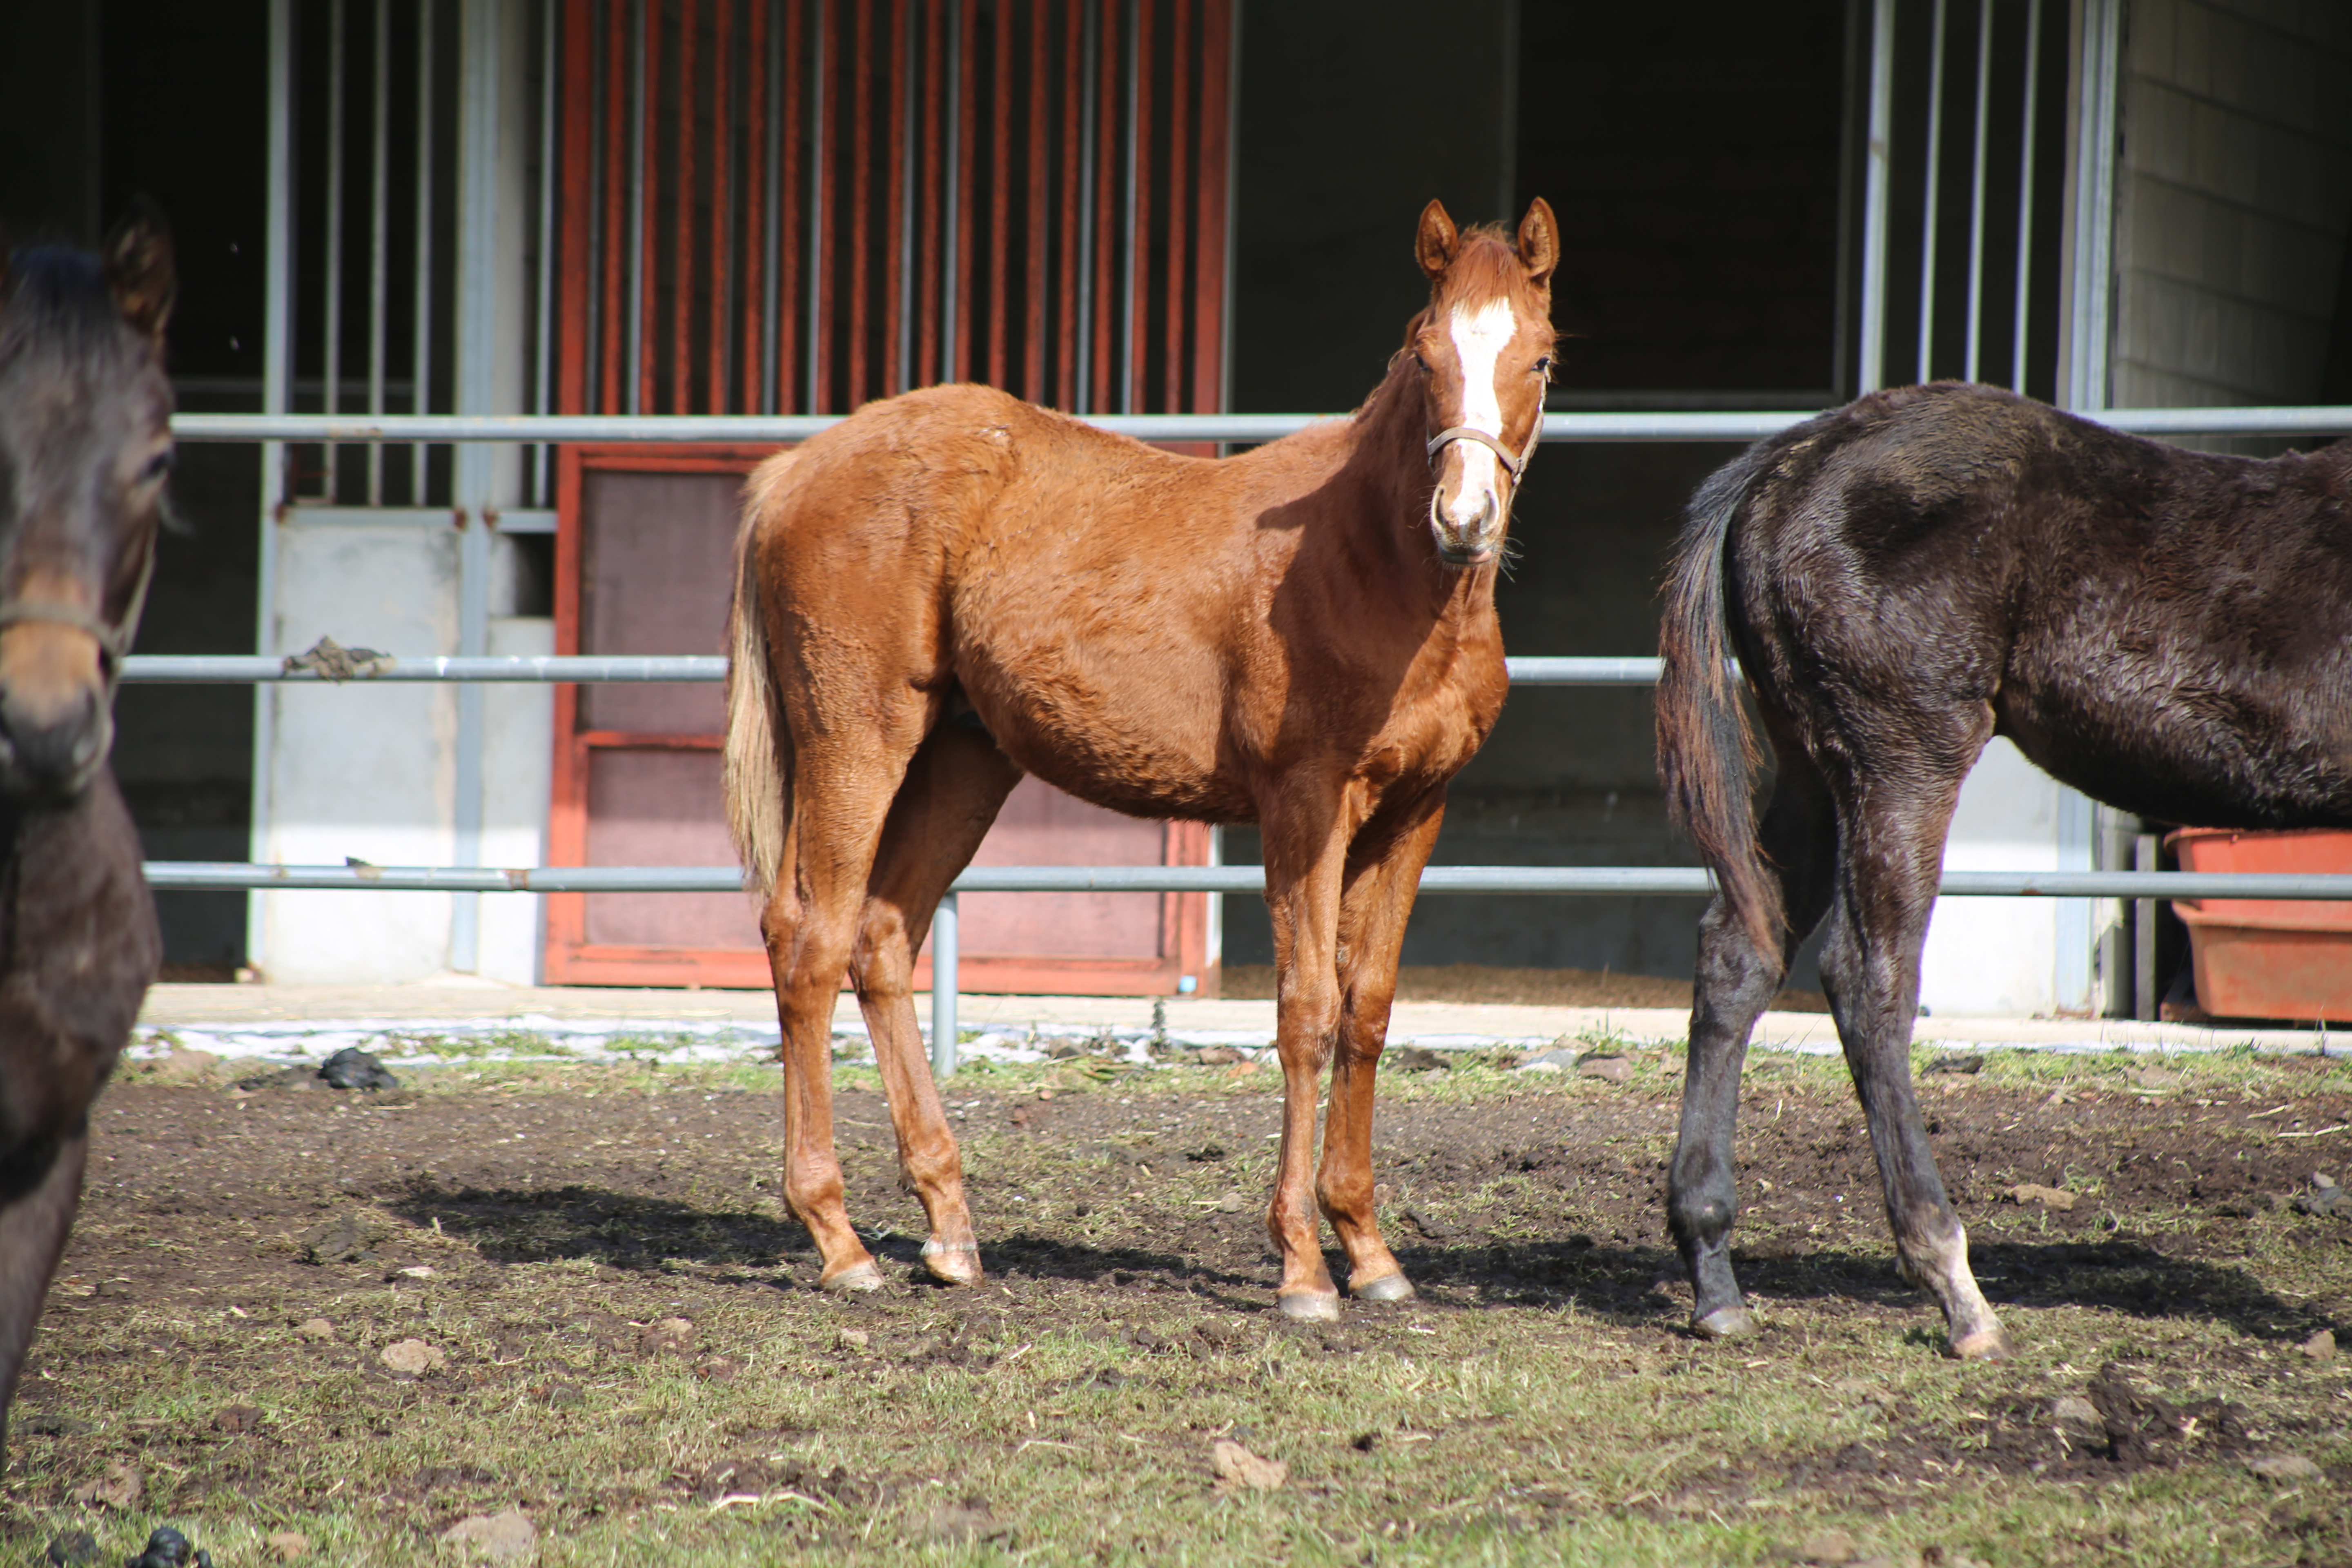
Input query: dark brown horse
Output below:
<box><xmin>1658</xmin><ymin>381</ymin><xmax>2352</xmax><ymax>1360</ymax></box>
<box><xmin>726</xmin><ymin>199</ymin><xmax>1558</xmax><ymax>1317</ymax></box>
<box><xmin>0</xmin><ymin>209</ymin><xmax>170</xmax><ymax>1447</ymax></box>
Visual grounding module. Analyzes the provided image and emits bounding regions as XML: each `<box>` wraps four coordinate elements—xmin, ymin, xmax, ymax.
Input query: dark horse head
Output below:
<box><xmin>0</xmin><ymin>203</ymin><xmax>174</xmax><ymax>801</ymax></box>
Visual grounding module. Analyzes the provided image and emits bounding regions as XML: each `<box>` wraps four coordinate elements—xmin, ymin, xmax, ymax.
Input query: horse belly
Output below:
<box><xmin>960</xmin><ymin>650</ymin><xmax>1250</xmax><ymax>824</ymax></box>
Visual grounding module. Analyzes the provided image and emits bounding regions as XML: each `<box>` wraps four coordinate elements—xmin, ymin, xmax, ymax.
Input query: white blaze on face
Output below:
<box><xmin>1440</xmin><ymin>298</ymin><xmax>1518</xmax><ymax>531</ymax></box>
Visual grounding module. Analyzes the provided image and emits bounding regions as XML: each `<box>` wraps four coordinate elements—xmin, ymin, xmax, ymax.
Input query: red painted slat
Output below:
<box><xmin>674</xmin><ymin>0</ymin><xmax>699</xmax><ymax>413</ymax></box>
<box><xmin>1164</xmin><ymin>0</ymin><xmax>1189</xmax><ymax>412</ymax></box>
<box><xmin>601</xmin><ymin>0</ymin><xmax>627</xmax><ymax>413</ymax></box>
<box><xmin>987</xmin><ymin>0</ymin><xmax>1011</xmax><ymax>390</ymax></box>
<box><xmin>1192</xmin><ymin>0</ymin><xmax>1229</xmax><ymax>412</ymax></box>
<box><xmin>559</xmin><ymin>0</ymin><xmax>594</xmax><ymax>416</ymax></box>
<box><xmin>1128</xmin><ymin>0</ymin><xmax>1153</xmax><ymax>412</ymax></box>
<box><xmin>636</xmin><ymin>0</ymin><xmax>660</xmax><ymax>414</ymax></box>
<box><xmin>885</xmin><ymin>0</ymin><xmax>909</xmax><ymax>396</ymax></box>
<box><xmin>848</xmin><ymin>0</ymin><xmax>873</xmax><ymax>409</ymax></box>
<box><xmin>1025</xmin><ymin>0</ymin><xmax>1049</xmax><ymax>401</ymax></box>
<box><xmin>1056</xmin><ymin>0</ymin><xmax>1081</xmax><ymax>408</ymax></box>
<box><xmin>955</xmin><ymin>0</ymin><xmax>978</xmax><ymax>382</ymax></box>
<box><xmin>779</xmin><ymin>0</ymin><xmax>803</xmax><ymax>412</ymax></box>
<box><xmin>742</xmin><ymin>0</ymin><xmax>768</xmax><ymax>412</ymax></box>
<box><xmin>708</xmin><ymin>0</ymin><xmax>731</xmax><ymax>413</ymax></box>
<box><xmin>1091</xmin><ymin>0</ymin><xmax>1118</xmax><ymax>414</ymax></box>
<box><xmin>918</xmin><ymin>0</ymin><xmax>944</xmax><ymax>388</ymax></box>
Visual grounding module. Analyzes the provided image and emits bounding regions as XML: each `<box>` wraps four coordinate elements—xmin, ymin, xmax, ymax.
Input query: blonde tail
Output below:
<box><xmin>723</xmin><ymin>451</ymin><xmax>800</xmax><ymax>900</ymax></box>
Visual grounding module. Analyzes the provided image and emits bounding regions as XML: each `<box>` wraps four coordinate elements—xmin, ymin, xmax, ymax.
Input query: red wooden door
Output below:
<box><xmin>544</xmin><ymin>0</ymin><xmax>1234</xmax><ymax>992</ymax></box>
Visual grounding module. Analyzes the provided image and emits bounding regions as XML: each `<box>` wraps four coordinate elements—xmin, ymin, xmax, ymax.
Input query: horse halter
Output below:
<box><xmin>1425</xmin><ymin>410</ymin><xmax>1544</xmax><ymax>485</ymax></box>
<box><xmin>0</xmin><ymin>543</ymin><xmax>158</xmax><ymax>692</ymax></box>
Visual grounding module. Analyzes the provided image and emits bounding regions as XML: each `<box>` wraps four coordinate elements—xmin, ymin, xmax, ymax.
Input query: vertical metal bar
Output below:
<box><xmin>1122</xmin><ymin>0</ymin><xmax>1145</xmax><ymax>413</ymax></box>
<box><xmin>1964</xmin><ymin>0</ymin><xmax>1993</xmax><ymax>383</ymax></box>
<box><xmin>2133</xmin><ymin>833</ymin><xmax>2157</xmax><ymax>1020</ymax></box>
<box><xmin>931</xmin><ymin>891</ymin><xmax>959</xmax><ymax>1079</ymax></box>
<box><xmin>848</xmin><ymin>0</ymin><xmax>873</xmax><ymax>408</ymax></box>
<box><xmin>1027</xmin><ymin>0</ymin><xmax>1051</xmax><ymax>402</ymax></box>
<box><xmin>987</xmin><ymin>0</ymin><xmax>1011</xmax><ymax>389</ymax></box>
<box><xmin>709</xmin><ymin>0</ymin><xmax>733</xmax><ymax>413</ymax></box>
<box><xmin>1192</xmin><ymin>0</ymin><xmax>1228</xmax><ymax>412</ymax></box>
<box><xmin>251</xmin><ymin>0</ymin><xmax>296</xmax><ymax>973</ymax></box>
<box><xmin>368</xmin><ymin>0</ymin><xmax>390</xmax><ymax>505</ymax></box>
<box><xmin>674</xmin><ymin>0</ymin><xmax>697</xmax><ymax>413</ymax></box>
<box><xmin>1496</xmin><ymin>0</ymin><xmax>1518</xmax><ymax>220</ymax></box>
<box><xmin>450</xmin><ymin>0</ymin><xmax>504</xmax><ymax>976</ymax></box>
<box><xmin>1074</xmin><ymin>0</ymin><xmax>1097</xmax><ymax>412</ymax></box>
<box><xmin>1161</xmin><ymin>0</ymin><xmax>1186</xmax><ymax>412</ymax></box>
<box><xmin>626</xmin><ymin>0</ymin><xmax>647</xmax><ymax>413</ymax></box>
<box><xmin>1916</xmin><ymin>0</ymin><xmax>1947</xmax><ymax>383</ymax></box>
<box><xmin>918</xmin><ymin>0</ymin><xmax>944</xmax><ymax>387</ymax></box>
<box><xmin>1856</xmin><ymin>0</ymin><xmax>1894</xmax><ymax>393</ymax></box>
<box><xmin>412</xmin><ymin>0</ymin><xmax>436</xmax><ymax>498</ymax></box>
<box><xmin>535</xmin><ymin>0</ymin><xmax>559</xmax><ymax>497</ymax></box>
<box><xmin>893</xmin><ymin>0</ymin><xmax>915</xmax><ymax>395</ymax></box>
<box><xmin>2054</xmin><ymin>0</ymin><xmax>2122</xmax><ymax>1012</ymax></box>
<box><xmin>325</xmin><ymin>0</ymin><xmax>348</xmax><ymax>496</ymax></box>
<box><xmin>947</xmin><ymin>0</ymin><xmax>970</xmax><ymax>381</ymax></box>
<box><xmin>806</xmin><ymin>0</ymin><xmax>828</xmax><ymax>411</ymax></box>
<box><xmin>1217</xmin><ymin>0</ymin><xmax>1236</xmax><ymax>414</ymax></box>
<box><xmin>2011</xmin><ymin>0</ymin><xmax>2043</xmax><ymax>392</ymax></box>
<box><xmin>559</xmin><ymin>0</ymin><xmax>596</xmax><ymax>420</ymax></box>
<box><xmin>1829</xmin><ymin>0</ymin><xmax>1860</xmax><ymax>402</ymax></box>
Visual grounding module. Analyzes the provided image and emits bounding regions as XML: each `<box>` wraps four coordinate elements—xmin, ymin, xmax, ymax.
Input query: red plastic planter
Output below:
<box><xmin>2167</xmin><ymin>828</ymin><xmax>2352</xmax><ymax>1022</ymax></box>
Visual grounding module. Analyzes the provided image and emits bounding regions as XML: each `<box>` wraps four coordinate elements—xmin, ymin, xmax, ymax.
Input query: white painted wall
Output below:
<box><xmin>1918</xmin><ymin>740</ymin><xmax>2061</xmax><ymax>1018</ymax></box>
<box><xmin>253</xmin><ymin>518</ymin><xmax>554</xmax><ymax>986</ymax></box>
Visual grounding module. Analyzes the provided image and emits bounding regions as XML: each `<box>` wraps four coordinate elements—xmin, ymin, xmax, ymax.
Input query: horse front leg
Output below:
<box><xmin>1261</xmin><ymin>804</ymin><xmax>1353</xmax><ymax>1320</ymax></box>
<box><xmin>0</xmin><ymin>1130</ymin><xmax>88</xmax><ymax>1452</ymax></box>
<box><xmin>1671</xmin><ymin>763</ymin><xmax>1835</xmax><ymax>1339</ymax></box>
<box><xmin>1317</xmin><ymin>796</ymin><xmax>1447</xmax><ymax>1304</ymax></box>
<box><xmin>1818</xmin><ymin>789</ymin><xmax>2011</xmax><ymax>1361</ymax></box>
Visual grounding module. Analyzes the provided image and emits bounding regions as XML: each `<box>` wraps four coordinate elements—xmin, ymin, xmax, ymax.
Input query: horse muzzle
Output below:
<box><xmin>0</xmin><ymin>624</ymin><xmax>113</xmax><ymax>800</ymax></box>
<box><xmin>1428</xmin><ymin>485</ymin><xmax>1503</xmax><ymax>567</ymax></box>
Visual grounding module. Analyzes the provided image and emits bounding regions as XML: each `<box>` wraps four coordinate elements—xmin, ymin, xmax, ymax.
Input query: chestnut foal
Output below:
<box><xmin>725</xmin><ymin>199</ymin><xmax>1558</xmax><ymax>1317</ymax></box>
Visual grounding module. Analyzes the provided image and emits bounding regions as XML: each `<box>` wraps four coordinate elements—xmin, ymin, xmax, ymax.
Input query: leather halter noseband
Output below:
<box><xmin>0</xmin><ymin>542</ymin><xmax>158</xmax><ymax>690</ymax></box>
<box><xmin>1425</xmin><ymin>410</ymin><xmax>1544</xmax><ymax>484</ymax></box>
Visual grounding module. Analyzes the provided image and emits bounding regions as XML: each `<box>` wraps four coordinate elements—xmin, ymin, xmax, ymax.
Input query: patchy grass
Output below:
<box><xmin>14</xmin><ymin>1044</ymin><xmax>2352</xmax><ymax>1564</ymax></box>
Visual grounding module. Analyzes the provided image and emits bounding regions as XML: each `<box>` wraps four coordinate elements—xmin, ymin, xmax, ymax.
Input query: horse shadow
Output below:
<box><xmin>389</xmin><ymin>1181</ymin><xmax>2326</xmax><ymax>1344</ymax></box>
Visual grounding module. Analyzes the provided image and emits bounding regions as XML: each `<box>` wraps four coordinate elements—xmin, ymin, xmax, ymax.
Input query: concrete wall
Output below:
<box><xmin>2113</xmin><ymin>0</ymin><xmax>2352</xmax><ymax>421</ymax></box>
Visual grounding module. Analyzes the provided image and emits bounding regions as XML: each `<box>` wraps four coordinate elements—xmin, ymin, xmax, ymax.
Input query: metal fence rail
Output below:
<box><xmin>121</xmin><ymin>654</ymin><xmax>1663</xmax><ymax>685</ymax></box>
<box><xmin>171</xmin><ymin>405</ymin><xmax>2352</xmax><ymax>445</ymax></box>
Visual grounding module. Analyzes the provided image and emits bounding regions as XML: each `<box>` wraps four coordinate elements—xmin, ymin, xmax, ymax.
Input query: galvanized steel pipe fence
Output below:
<box><xmin>164</xmin><ymin>406</ymin><xmax>2352</xmax><ymax>1071</ymax></box>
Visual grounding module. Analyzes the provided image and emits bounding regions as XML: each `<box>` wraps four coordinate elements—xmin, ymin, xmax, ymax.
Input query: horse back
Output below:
<box><xmin>1729</xmin><ymin>383</ymin><xmax>2352</xmax><ymax>829</ymax></box>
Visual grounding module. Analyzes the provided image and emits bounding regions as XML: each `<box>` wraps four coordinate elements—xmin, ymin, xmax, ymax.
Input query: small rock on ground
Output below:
<box><xmin>438</xmin><ymin>1508</ymin><xmax>536</xmax><ymax>1563</ymax></box>
<box><xmin>1576</xmin><ymin>1052</ymin><xmax>1634</xmax><ymax>1082</ymax></box>
<box><xmin>1515</xmin><ymin>1047</ymin><xmax>1577</xmax><ymax>1073</ymax></box>
<box><xmin>318</xmin><ymin>1046</ymin><xmax>400</xmax><ymax>1091</ymax></box>
<box><xmin>1922</xmin><ymin>1053</ymin><xmax>1983</xmax><ymax>1075</ymax></box>
<box><xmin>1209</xmin><ymin>1438</ymin><xmax>1287</xmax><ymax>1490</ymax></box>
<box><xmin>264</xmin><ymin>1532</ymin><xmax>311</xmax><ymax>1563</ymax></box>
<box><xmin>638</xmin><ymin>1317</ymin><xmax>695</xmax><ymax>1356</ymax></box>
<box><xmin>67</xmin><ymin>1460</ymin><xmax>141</xmax><ymax>1510</ymax></box>
<box><xmin>45</xmin><ymin>1532</ymin><xmax>97</xmax><ymax>1567</ymax></box>
<box><xmin>921</xmin><ymin>1497</ymin><xmax>1002</xmax><ymax>1542</ymax></box>
<box><xmin>1385</xmin><ymin>1045</ymin><xmax>1450</xmax><ymax>1073</ymax></box>
<box><xmin>296</xmin><ymin>1212</ymin><xmax>385</xmax><ymax>1265</ymax></box>
<box><xmin>2301</xmin><ymin>1328</ymin><xmax>2337</xmax><ymax>1361</ymax></box>
<box><xmin>2250</xmin><ymin>1454</ymin><xmax>2324</xmax><ymax>1482</ymax></box>
<box><xmin>2005</xmin><ymin>1182</ymin><xmax>2076</xmax><ymax>1210</ymax></box>
<box><xmin>379</xmin><ymin>1338</ymin><xmax>446</xmax><ymax>1375</ymax></box>
<box><xmin>126</xmin><ymin>1526</ymin><xmax>209</xmax><ymax>1568</ymax></box>
<box><xmin>2050</xmin><ymin>1393</ymin><xmax>2103</xmax><ymax>1431</ymax></box>
<box><xmin>1794</xmin><ymin>1527</ymin><xmax>1858</xmax><ymax>1563</ymax></box>
<box><xmin>1405</xmin><ymin>1205</ymin><xmax>1452</xmax><ymax>1240</ymax></box>
<box><xmin>294</xmin><ymin>1317</ymin><xmax>334</xmax><ymax>1340</ymax></box>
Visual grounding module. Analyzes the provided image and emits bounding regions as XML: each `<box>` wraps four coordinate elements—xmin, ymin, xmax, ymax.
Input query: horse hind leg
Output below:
<box><xmin>848</xmin><ymin>723</ymin><xmax>1023</xmax><ymax>1287</ymax></box>
<box><xmin>1670</xmin><ymin>751</ymin><xmax>1836</xmax><ymax>1341</ymax></box>
<box><xmin>1817</xmin><ymin>757</ymin><xmax>2010</xmax><ymax>1361</ymax></box>
<box><xmin>0</xmin><ymin>1131</ymin><xmax>88</xmax><ymax>1452</ymax></box>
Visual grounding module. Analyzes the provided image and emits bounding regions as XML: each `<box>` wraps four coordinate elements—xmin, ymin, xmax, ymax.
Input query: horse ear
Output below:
<box><xmin>1415</xmin><ymin>200</ymin><xmax>1459</xmax><ymax>279</ymax></box>
<box><xmin>105</xmin><ymin>196</ymin><xmax>176</xmax><ymax>341</ymax></box>
<box><xmin>1517</xmin><ymin>197</ymin><xmax>1559</xmax><ymax>286</ymax></box>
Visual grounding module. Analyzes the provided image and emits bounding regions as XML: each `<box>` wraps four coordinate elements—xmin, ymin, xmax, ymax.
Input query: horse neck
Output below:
<box><xmin>1326</xmin><ymin>361</ymin><xmax>1490</xmax><ymax>619</ymax></box>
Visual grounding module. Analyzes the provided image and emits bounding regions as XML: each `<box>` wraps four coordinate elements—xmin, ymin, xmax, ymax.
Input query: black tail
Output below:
<box><xmin>1657</xmin><ymin>440</ymin><xmax>1779</xmax><ymax>955</ymax></box>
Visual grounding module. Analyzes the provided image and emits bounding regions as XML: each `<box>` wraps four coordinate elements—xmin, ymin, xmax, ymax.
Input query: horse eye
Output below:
<box><xmin>141</xmin><ymin>450</ymin><xmax>174</xmax><ymax>483</ymax></box>
<box><xmin>1533</xmin><ymin>355</ymin><xmax>1552</xmax><ymax>376</ymax></box>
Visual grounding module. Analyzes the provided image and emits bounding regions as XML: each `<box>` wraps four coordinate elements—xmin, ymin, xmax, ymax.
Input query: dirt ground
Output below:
<box><xmin>10</xmin><ymin>1046</ymin><xmax>2352</xmax><ymax>1564</ymax></box>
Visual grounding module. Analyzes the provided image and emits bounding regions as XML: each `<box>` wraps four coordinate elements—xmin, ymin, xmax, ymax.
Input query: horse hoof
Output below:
<box><xmin>921</xmin><ymin>1240</ymin><xmax>984</xmax><ymax>1287</ymax></box>
<box><xmin>1692</xmin><ymin>1305</ymin><xmax>1757</xmax><ymax>1341</ymax></box>
<box><xmin>1276</xmin><ymin>1289</ymin><xmax>1343</xmax><ymax>1322</ymax></box>
<box><xmin>1948</xmin><ymin>1327</ymin><xmax>2013</xmax><ymax>1362</ymax></box>
<box><xmin>1352</xmin><ymin>1272</ymin><xmax>1416</xmax><ymax>1304</ymax></box>
<box><xmin>821</xmin><ymin>1261</ymin><xmax>885</xmax><ymax>1293</ymax></box>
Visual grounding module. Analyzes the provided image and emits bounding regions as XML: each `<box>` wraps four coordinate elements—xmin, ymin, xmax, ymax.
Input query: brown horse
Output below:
<box><xmin>1658</xmin><ymin>381</ymin><xmax>2352</xmax><ymax>1361</ymax></box>
<box><xmin>724</xmin><ymin>199</ymin><xmax>1558</xmax><ymax>1317</ymax></box>
<box><xmin>0</xmin><ymin>208</ymin><xmax>170</xmax><ymax>1450</ymax></box>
